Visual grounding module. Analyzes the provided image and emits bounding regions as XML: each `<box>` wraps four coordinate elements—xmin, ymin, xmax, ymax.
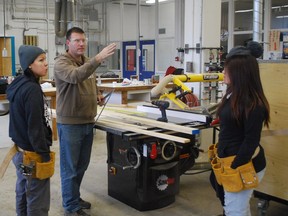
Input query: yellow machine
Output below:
<box><xmin>151</xmin><ymin>73</ymin><xmax>224</xmax><ymax>109</ymax></box>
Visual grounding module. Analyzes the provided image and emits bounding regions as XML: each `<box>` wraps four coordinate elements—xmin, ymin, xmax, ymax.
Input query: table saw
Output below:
<box><xmin>95</xmin><ymin>104</ymin><xmax>214</xmax><ymax>211</ymax></box>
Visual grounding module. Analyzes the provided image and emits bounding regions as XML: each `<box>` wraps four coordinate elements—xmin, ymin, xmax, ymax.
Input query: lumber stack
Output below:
<box><xmin>96</xmin><ymin>106</ymin><xmax>199</xmax><ymax>144</ymax></box>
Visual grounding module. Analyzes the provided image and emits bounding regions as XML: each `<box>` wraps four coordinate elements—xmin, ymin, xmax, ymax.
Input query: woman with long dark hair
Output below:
<box><xmin>211</xmin><ymin>41</ymin><xmax>270</xmax><ymax>216</ymax></box>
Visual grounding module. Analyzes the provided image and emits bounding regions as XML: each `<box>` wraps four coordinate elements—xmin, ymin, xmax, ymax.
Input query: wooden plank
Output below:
<box><xmin>96</xmin><ymin>120</ymin><xmax>190</xmax><ymax>143</ymax></box>
<box><xmin>101</xmin><ymin>109</ymin><xmax>199</xmax><ymax>135</ymax></box>
<box><xmin>100</xmin><ymin>118</ymin><xmax>150</xmax><ymax>130</ymax></box>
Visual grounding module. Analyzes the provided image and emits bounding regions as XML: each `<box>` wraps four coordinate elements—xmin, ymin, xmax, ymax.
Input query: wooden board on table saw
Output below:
<box><xmin>96</xmin><ymin>106</ymin><xmax>200</xmax><ymax>144</ymax></box>
<box><xmin>97</xmin><ymin>119</ymin><xmax>191</xmax><ymax>143</ymax></box>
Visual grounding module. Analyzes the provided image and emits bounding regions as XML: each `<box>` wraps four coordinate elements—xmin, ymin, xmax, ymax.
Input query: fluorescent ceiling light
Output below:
<box><xmin>235</xmin><ymin>9</ymin><xmax>253</xmax><ymax>13</ymax></box>
<box><xmin>276</xmin><ymin>15</ymin><xmax>288</xmax><ymax>18</ymax></box>
<box><xmin>146</xmin><ymin>0</ymin><xmax>168</xmax><ymax>4</ymax></box>
<box><xmin>235</xmin><ymin>5</ymin><xmax>288</xmax><ymax>13</ymax></box>
<box><xmin>272</xmin><ymin>5</ymin><xmax>288</xmax><ymax>9</ymax></box>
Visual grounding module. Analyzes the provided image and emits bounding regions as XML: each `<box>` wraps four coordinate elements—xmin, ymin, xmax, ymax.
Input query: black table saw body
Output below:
<box><xmin>102</xmin><ymin>121</ymin><xmax>205</xmax><ymax>211</ymax></box>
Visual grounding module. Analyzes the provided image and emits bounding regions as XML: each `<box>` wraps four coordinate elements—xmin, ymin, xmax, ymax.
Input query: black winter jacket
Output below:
<box><xmin>217</xmin><ymin>98</ymin><xmax>266</xmax><ymax>173</ymax></box>
<box><xmin>6</xmin><ymin>74</ymin><xmax>52</xmax><ymax>161</ymax></box>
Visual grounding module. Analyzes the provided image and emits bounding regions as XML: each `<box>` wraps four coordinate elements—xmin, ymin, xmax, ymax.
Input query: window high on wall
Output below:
<box><xmin>271</xmin><ymin>0</ymin><xmax>288</xmax><ymax>29</ymax></box>
<box><xmin>221</xmin><ymin>0</ymin><xmax>288</xmax><ymax>59</ymax></box>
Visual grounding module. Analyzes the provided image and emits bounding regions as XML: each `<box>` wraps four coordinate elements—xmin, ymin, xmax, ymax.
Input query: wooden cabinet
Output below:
<box><xmin>0</xmin><ymin>37</ymin><xmax>16</xmax><ymax>76</ymax></box>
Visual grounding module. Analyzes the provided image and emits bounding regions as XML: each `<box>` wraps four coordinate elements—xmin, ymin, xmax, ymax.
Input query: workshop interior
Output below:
<box><xmin>1</xmin><ymin>0</ymin><xmax>288</xmax><ymax>216</ymax></box>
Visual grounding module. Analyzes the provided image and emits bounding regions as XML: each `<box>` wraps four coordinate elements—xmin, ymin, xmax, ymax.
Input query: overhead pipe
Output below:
<box><xmin>11</xmin><ymin>0</ymin><xmax>53</xmax><ymax>22</ymax></box>
<box><xmin>54</xmin><ymin>0</ymin><xmax>67</xmax><ymax>37</ymax></box>
<box><xmin>45</xmin><ymin>0</ymin><xmax>51</xmax><ymax>76</ymax></box>
<box><xmin>104</xmin><ymin>2</ymin><xmax>108</xmax><ymax>44</ymax></box>
<box><xmin>2</xmin><ymin>0</ymin><xmax>8</xmax><ymax>57</ymax></box>
<box><xmin>136</xmin><ymin>0</ymin><xmax>140</xmax><ymax>79</ymax></box>
<box><xmin>253</xmin><ymin>0</ymin><xmax>263</xmax><ymax>42</ymax></box>
<box><xmin>155</xmin><ymin>0</ymin><xmax>159</xmax><ymax>73</ymax></box>
<box><xmin>67</xmin><ymin>0</ymin><xmax>75</xmax><ymax>30</ymax></box>
<box><xmin>10</xmin><ymin>0</ymin><xmax>52</xmax><ymax>46</ymax></box>
<box><xmin>11</xmin><ymin>0</ymin><xmax>54</xmax><ymax>13</ymax></box>
<box><xmin>10</xmin><ymin>0</ymin><xmax>52</xmax><ymax>74</ymax></box>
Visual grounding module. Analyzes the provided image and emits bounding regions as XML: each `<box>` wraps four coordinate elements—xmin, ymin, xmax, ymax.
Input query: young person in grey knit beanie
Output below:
<box><xmin>6</xmin><ymin>45</ymin><xmax>54</xmax><ymax>216</ymax></box>
<box><xmin>19</xmin><ymin>45</ymin><xmax>46</xmax><ymax>72</ymax></box>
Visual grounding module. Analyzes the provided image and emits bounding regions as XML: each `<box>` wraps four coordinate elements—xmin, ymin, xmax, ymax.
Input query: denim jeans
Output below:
<box><xmin>13</xmin><ymin>152</ymin><xmax>50</xmax><ymax>216</ymax></box>
<box><xmin>57</xmin><ymin>123</ymin><xmax>94</xmax><ymax>212</ymax></box>
<box><xmin>223</xmin><ymin>168</ymin><xmax>266</xmax><ymax>216</ymax></box>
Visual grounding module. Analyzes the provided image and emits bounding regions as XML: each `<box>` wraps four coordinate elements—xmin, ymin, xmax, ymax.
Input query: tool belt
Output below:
<box><xmin>22</xmin><ymin>150</ymin><xmax>55</xmax><ymax>180</ymax></box>
<box><xmin>208</xmin><ymin>143</ymin><xmax>259</xmax><ymax>192</ymax></box>
<box><xmin>208</xmin><ymin>142</ymin><xmax>218</xmax><ymax>161</ymax></box>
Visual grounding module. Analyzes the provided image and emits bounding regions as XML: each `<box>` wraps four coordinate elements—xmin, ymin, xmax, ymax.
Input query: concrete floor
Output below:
<box><xmin>1</xmin><ymin>113</ymin><xmax>288</xmax><ymax>216</ymax></box>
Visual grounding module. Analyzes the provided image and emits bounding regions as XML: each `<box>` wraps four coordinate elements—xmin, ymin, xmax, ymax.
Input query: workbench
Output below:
<box><xmin>40</xmin><ymin>77</ymin><xmax>123</xmax><ymax>86</ymax></box>
<box><xmin>0</xmin><ymin>94</ymin><xmax>6</xmax><ymax>100</ymax></box>
<box><xmin>98</xmin><ymin>83</ymin><xmax>174</xmax><ymax>105</ymax></box>
<box><xmin>98</xmin><ymin>77</ymin><xmax>123</xmax><ymax>83</ymax></box>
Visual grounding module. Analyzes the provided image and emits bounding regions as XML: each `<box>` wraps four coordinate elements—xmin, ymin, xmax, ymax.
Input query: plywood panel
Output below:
<box><xmin>256</xmin><ymin>63</ymin><xmax>288</xmax><ymax>200</ymax></box>
<box><xmin>0</xmin><ymin>38</ymin><xmax>12</xmax><ymax>76</ymax></box>
<box><xmin>1</xmin><ymin>57</ymin><xmax>12</xmax><ymax>76</ymax></box>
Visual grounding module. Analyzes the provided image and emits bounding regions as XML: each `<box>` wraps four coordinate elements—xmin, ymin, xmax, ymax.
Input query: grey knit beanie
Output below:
<box><xmin>19</xmin><ymin>45</ymin><xmax>45</xmax><ymax>71</ymax></box>
<box><xmin>226</xmin><ymin>41</ymin><xmax>263</xmax><ymax>59</ymax></box>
